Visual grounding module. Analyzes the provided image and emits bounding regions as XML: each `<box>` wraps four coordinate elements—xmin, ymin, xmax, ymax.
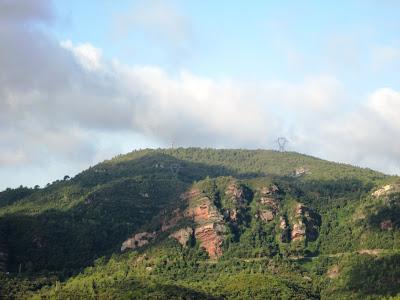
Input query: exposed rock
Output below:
<box><xmin>294</xmin><ymin>167</ymin><xmax>309</xmax><ymax>177</ymax></box>
<box><xmin>185</xmin><ymin>194</ymin><xmax>226</xmax><ymax>258</ymax></box>
<box><xmin>295</xmin><ymin>203</ymin><xmax>304</xmax><ymax>216</ymax></box>
<box><xmin>291</xmin><ymin>203</ymin><xmax>321</xmax><ymax>242</ymax></box>
<box><xmin>259</xmin><ymin>196</ymin><xmax>279</xmax><ymax>209</ymax></box>
<box><xmin>279</xmin><ymin>216</ymin><xmax>290</xmax><ymax>243</ymax></box>
<box><xmin>372</xmin><ymin>184</ymin><xmax>397</xmax><ymax>198</ymax></box>
<box><xmin>225</xmin><ymin>183</ymin><xmax>247</xmax><ymax>206</ymax></box>
<box><xmin>224</xmin><ymin>209</ymin><xmax>238</xmax><ymax>222</ymax></box>
<box><xmin>121</xmin><ymin>231</ymin><xmax>157</xmax><ymax>251</ymax></box>
<box><xmin>291</xmin><ymin>221</ymin><xmax>306</xmax><ymax>242</ymax></box>
<box><xmin>260</xmin><ymin>185</ymin><xmax>279</xmax><ymax>196</ymax></box>
<box><xmin>259</xmin><ymin>209</ymin><xmax>275</xmax><ymax>222</ymax></box>
<box><xmin>258</xmin><ymin>185</ymin><xmax>280</xmax><ymax>224</ymax></box>
<box><xmin>169</xmin><ymin>227</ymin><xmax>193</xmax><ymax>247</ymax></box>
<box><xmin>194</xmin><ymin>223</ymin><xmax>226</xmax><ymax>258</ymax></box>
<box><xmin>380</xmin><ymin>220</ymin><xmax>393</xmax><ymax>230</ymax></box>
<box><xmin>186</xmin><ymin>197</ymin><xmax>222</xmax><ymax>223</ymax></box>
<box><xmin>291</xmin><ymin>204</ymin><xmax>307</xmax><ymax>242</ymax></box>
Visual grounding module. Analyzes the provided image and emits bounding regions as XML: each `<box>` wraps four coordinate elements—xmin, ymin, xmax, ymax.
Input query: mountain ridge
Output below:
<box><xmin>0</xmin><ymin>148</ymin><xmax>399</xmax><ymax>299</ymax></box>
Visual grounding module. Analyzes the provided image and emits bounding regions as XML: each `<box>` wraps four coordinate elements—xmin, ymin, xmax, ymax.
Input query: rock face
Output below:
<box><xmin>291</xmin><ymin>204</ymin><xmax>307</xmax><ymax>242</ymax></box>
<box><xmin>225</xmin><ymin>183</ymin><xmax>247</xmax><ymax>206</ymax></box>
<box><xmin>291</xmin><ymin>222</ymin><xmax>306</xmax><ymax>241</ymax></box>
<box><xmin>187</xmin><ymin>197</ymin><xmax>222</xmax><ymax>222</ymax></box>
<box><xmin>222</xmin><ymin>183</ymin><xmax>251</xmax><ymax>224</ymax></box>
<box><xmin>169</xmin><ymin>227</ymin><xmax>193</xmax><ymax>247</ymax></box>
<box><xmin>121</xmin><ymin>231</ymin><xmax>157</xmax><ymax>251</ymax></box>
<box><xmin>120</xmin><ymin>187</ymin><xmax>227</xmax><ymax>258</ymax></box>
<box><xmin>258</xmin><ymin>185</ymin><xmax>280</xmax><ymax>223</ymax></box>
<box><xmin>279</xmin><ymin>216</ymin><xmax>291</xmax><ymax>243</ymax></box>
<box><xmin>293</xmin><ymin>167</ymin><xmax>310</xmax><ymax>177</ymax></box>
<box><xmin>120</xmin><ymin>183</ymin><xmax>320</xmax><ymax>258</ymax></box>
<box><xmin>372</xmin><ymin>184</ymin><xmax>399</xmax><ymax>198</ymax></box>
<box><xmin>194</xmin><ymin>223</ymin><xmax>225</xmax><ymax>258</ymax></box>
<box><xmin>259</xmin><ymin>210</ymin><xmax>275</xmax><ymax>222</ymax></box>
<box><xmin>290</xmin><ymin>203</ymin><xmax>321</xmax><ymax>242</ymax></box>
<box><xmin>185</xmin><ymin>193</ymin><xmax>226</xmax><ymax>258</ymax></box>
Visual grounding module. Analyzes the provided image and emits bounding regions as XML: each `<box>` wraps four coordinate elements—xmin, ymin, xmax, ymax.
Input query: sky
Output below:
<box><xmin>1</xmin><ymin>0</ymin><xmax>400</xmax><ymax>189</ymax></box>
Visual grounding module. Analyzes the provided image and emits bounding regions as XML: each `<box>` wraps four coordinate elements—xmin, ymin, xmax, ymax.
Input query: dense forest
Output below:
<box><xmin>0</xmin><ymin>148</ymin><xmax>399</xmax><ymax>299</ymax></box>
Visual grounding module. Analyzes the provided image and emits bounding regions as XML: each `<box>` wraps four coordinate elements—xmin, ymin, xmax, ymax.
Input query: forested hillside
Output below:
<box><xmin>0</xmin><ymin>148</ymin><xmax>399</xmax><ymax>299</ymax></box>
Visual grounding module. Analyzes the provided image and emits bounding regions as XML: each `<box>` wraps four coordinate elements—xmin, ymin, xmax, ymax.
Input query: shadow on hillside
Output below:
<box><xmin>344</xmin><ymin>253</ymin><xmax>400</xmax><ymax>297</ymax></box>
<box><xmin>367</xmin><ymin>205</ymin><xmax>400</xmax><ymax>230</ymax></box>
<box><xmin>0</xmin><ymin>153</ymin><xmax>267</xmax><ymax>276</ymax></box>
<box><xmin>73</xmin><ymin>152</ymin><xmax>266</xmax><ymax>187</ymax></box>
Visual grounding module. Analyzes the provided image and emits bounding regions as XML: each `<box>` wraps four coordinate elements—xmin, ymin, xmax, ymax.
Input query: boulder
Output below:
<box><xmin>121</xmin><ymin>231</ymin><xmax>157</xmax><ymax>251</ymax></box>
<box><xmin>259</xmin><ymin>209</ymin><xmax>275</xmax><ymax>222</ymax></box>
<box><xmin>169</xmin><ymin>227</ymin><xmax>193</xmax><ymax>247</ymax></box>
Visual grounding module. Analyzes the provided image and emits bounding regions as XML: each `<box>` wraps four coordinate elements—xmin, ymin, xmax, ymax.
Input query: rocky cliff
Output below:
<box><xmin>121</xmin><ymin>181</ymin><xmax>321</xmax><ymax>258</ymax></box>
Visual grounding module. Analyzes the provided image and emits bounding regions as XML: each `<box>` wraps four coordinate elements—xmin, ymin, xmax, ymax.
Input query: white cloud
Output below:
<box><xmin>1</xmin><ymin>0</ymin><xmax>400</xmax><ymax>189</ymax></box>
<box><xmin>314</xmin><ymin>87</ymin><xmax>400</xmax><ymax>173</ymax></box>
<box><xmin>61</xmin><ymin>40</ymin><xmax>103</xmax><ymax>71</ymax></box>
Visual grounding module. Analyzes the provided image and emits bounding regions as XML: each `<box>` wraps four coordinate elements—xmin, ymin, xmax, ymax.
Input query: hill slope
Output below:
<box><xmin>0</xmin><ymin>148</ymin><xmax>399</xmax><ymax>299</ymax></box>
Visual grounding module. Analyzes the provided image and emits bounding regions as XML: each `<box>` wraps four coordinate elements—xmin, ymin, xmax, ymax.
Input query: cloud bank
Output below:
<box><xmin>0</xmin><ymin>0</ymin><xmax>399</xmax><ymax>188</ymax></box>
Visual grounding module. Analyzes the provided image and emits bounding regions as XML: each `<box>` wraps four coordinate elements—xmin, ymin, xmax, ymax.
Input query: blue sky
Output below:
<box><xmin>52</xmin><ymin>0</ymin><xmax>400</xmax><ymax>87</ymax></box>
<box><xmin>0</xmin><ymin>0</ymin><xmax>400</xmax><ymax>189</ymax></box>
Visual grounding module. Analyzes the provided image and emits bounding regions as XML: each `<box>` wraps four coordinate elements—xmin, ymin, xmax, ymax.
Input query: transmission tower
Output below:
<box><xmin>276</xmin><ymin>137</ymin><xmax>288</xmax><ymax>152</ymax></box>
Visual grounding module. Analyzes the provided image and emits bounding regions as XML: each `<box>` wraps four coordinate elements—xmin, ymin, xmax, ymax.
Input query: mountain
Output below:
<box><xmin>0</xmin><ymin>148</ymin><xmax>399</xmax><ymax>299</ymax></box>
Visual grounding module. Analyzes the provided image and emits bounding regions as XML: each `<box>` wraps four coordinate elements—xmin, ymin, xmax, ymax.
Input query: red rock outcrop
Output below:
<box><xmin>184</xmin><ymin>194</ymin><xmax>226</xmax><ymax>258</ymax></box>
<box><xmin>180</xmin><ymin>188</ymin><xmax>201</xmax><ymax>201</ymax></box>
<box><xmin>194</xmin><ymin>223</ymin><xmax>225</xmax><ymax>258</ymax></box>
<box><xmin>185</xmin><ymin>196</ymin><xmax>221</xmax><ymax>221</ymax></box>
